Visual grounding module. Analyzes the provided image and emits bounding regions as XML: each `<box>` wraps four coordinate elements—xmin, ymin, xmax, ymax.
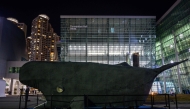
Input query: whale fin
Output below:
<box><xmin>153</xmin><ymin>59</ymin><xmax>188</xmax><ymax>73</ymax></box>
<box><xmin>116</xmin><ymin>62</ymin><xmax>131</xmax><ymax>67</ymax></box>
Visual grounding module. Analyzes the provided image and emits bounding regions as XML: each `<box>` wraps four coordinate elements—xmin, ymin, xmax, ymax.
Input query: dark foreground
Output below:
<box><xmin>0</xmin><ymin>95</ymin><xmax>190</xmax><ymax>109</ymax></box>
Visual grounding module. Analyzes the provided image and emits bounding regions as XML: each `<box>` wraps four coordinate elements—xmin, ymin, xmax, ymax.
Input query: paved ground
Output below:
<box><xmin>144</xmin><ymin>102</ymin><xmax>190</xmax><ymax>109</ymax></box>
<box><xmin>0</xmin><ymin>95</ymin><xmax>45</xmax><ymax>109</ymax></box>
<box><xmin>0</xmin><ymin>95</ymin><xmax>190</xmax><ymax>109</ymax></box>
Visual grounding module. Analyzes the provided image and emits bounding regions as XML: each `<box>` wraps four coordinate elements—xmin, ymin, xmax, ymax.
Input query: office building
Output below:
<box><xmin>156</xmin><ymin>0</ymin><xmax>190</xmax><ymax>93</ymax></box>
<box><xmin>29</xmin><ymin>14</ymin><xmax>60</xmax><ymax>61</ymax></box>
<box><xmin>60</xmin><ymin>15</ymin><xmax>156</xmax><ymax>67</ymax></box>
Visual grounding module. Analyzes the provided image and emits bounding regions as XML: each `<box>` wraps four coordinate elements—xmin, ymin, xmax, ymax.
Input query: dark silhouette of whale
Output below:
<box><xmin>19</xmin><ymin>59</ymin><xmax>188</xmax><ymax>108</ymax></box>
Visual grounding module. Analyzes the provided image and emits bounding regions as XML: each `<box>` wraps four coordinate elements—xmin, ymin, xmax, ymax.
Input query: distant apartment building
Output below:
<box><xmin>7</xmin><ymin>17</ymin><xmax>27</xmax><ymax>38</ymax></box>
<box><xmin>28</xmin><ymin>14</ymin><xmax>59</xmax><ymax>61</ymax></box>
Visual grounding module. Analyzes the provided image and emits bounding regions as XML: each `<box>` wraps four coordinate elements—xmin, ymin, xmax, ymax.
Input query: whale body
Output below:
<box><xmin>19</xmin><ymin>59</ymin><xmax>188</xmax><ymax>108</ymax></box>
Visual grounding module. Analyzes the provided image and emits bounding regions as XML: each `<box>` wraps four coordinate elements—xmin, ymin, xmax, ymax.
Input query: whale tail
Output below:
<box><xmin>153</xmin><ymin>59</ymin><xmax>188</xmax><ymax>74</ymax></box>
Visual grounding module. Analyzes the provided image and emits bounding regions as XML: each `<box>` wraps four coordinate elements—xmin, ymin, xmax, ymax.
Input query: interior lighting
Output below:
<box><xmin>170</xmin><ymin>60</ymin><xmax>174</xmax><ymax>63</ymax></box>
<box><xmin>179</xmin><ymin>34</ymin><xmax>183</xmax><ymax>38</ymax></box>
<box><xmin>88</xmin><ymin>52</ymin><xmax>122</xmax><ymax>55</ymax></box>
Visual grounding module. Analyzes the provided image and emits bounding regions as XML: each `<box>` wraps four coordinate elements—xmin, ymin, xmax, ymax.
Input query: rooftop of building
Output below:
<box><xmin>39</xmin><ymin>14</ymin><xmax>49</xmax><ymax>20</ymax></box>
<box><xmin>7</xmin><ymin>17</ymin><xmax>18</xmax><ymax>23</ymax></box>
<box><xmin>157</xmin><ymin>0</ymin><xmax>181</xmax><ymax>25</ymax></box>
<box><xmin>60</xmin><ymin>15</ymin><xmax>156</xmax><ymax>18</ymax></box>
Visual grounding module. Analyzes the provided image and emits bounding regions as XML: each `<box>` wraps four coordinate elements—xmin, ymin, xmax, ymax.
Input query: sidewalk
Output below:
<box><xmin>0</xmin><ymin>95</ymin><xmax>45</xmax><ymax>109</ymax></box>
<box><xmin>0</xmin><ymin>95</ymin><xmax>190</xmax><ymax>109</ymax></box>
<box><xmin>144</xmin><ymin>101</ymin><xmax>190</xmax><ymax>109</ymax></box>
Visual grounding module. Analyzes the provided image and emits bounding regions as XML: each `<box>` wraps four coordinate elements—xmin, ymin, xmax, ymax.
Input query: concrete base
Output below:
<box><xmin>0</xmin><ymin>79</ymin><xmax>6</xmax><ymax>97</ymax></box>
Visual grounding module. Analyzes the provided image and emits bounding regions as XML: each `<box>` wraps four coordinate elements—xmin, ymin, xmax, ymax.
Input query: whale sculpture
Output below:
<box><xmin>19</xmin><ymin>59</ymin><xmax>188</xmax><ymax>108</ymax></box>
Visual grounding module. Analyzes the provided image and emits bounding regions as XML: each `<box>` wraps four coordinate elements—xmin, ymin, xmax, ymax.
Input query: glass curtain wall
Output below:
<box><xmin>60</xmin><ymin>16</ymin><xmax>156</xmax><ymax>68</ymax></box>
<box><xmin>156</xmin><ymin>0</ymin><xmax>190</xmax><ymax>93</ymax></box>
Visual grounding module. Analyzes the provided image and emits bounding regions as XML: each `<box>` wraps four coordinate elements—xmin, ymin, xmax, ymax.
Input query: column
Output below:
<box><xmin>160</xmin><ymin>41</ymin><xmax>167</xmax><ymax>93</ymax></box>
<box><xmin>172</xmin><ymin>30</ymin><xmax>182</xmax><ymax>93</ymax></box>
<box><xmin>107</xmin><ymin>18</ymin><xmax>109</xmax><ymax>64</ymax></box>
<box><xmin>10</xmin><ymin>78</ymin><xmax>14</xmax><ymax>95</ymax></box>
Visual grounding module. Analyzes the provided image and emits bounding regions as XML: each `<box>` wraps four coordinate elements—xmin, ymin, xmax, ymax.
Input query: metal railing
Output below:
<box><xmin>18</xmin><ymin>94</ymin><xmax>45</xmax><ymax>109</ymax></box>
<box><xmin>18</xmin><ymin>94</ymin><xmax>179</xmax><ymax>109</ymax></box>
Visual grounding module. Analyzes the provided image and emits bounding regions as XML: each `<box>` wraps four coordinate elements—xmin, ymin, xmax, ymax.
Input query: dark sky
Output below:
<box><xmin>0</xmin><ymin>0</ymin><xmax>177</xmax><ymax>36</ymax></box>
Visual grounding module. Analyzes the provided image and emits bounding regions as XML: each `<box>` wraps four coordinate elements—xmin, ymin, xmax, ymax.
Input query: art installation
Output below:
<box><xmin>19</xmin><ymin>59</ymin><xmax>188</xmax><ymax>109</ymax></box>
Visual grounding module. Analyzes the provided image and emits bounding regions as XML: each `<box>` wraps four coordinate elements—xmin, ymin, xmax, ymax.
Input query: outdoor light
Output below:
<box><xmin>151</xmin><ymin>91</ymin><xmax>154</xmax><ymax>95</ymax></box>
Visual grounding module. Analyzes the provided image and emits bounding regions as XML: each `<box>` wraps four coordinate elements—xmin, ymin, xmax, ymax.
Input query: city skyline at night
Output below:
<box><xmin>0</xmin><ymin>0</ymin><xmax>177</xmax><ymax>36</ymax></box>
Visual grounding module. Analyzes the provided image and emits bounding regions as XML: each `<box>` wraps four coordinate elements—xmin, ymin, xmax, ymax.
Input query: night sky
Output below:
<box><xmin>0</xmin><ymin>0</ymin><xmax>177</xmax><ymax>37</ymax></box>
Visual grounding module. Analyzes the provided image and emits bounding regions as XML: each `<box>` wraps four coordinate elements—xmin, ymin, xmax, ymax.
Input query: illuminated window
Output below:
<box><xmin>9</xmin><ymin>67</ymin><xmax>20</xmax><ymax>73</ymax></box>
<box><xmin>111</xmin><ymin>27</ymin><xmax>114</xmax><ymax>33</ymax></box>
<box><xmin>170</xmin><ymin>60</ymin><xmax>174</xmax><ymax>63</ymax></box>
<box><xmin>179</xmin><ymin>34</ymin><xmax>183</xmax><ymax>38</ymax></box>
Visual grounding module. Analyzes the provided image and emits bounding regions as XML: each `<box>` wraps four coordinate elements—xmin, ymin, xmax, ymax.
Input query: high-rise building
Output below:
<box><xmin>26</xmin><ymin>36</ymin><xmax>32</xmax><ymax>60</ymax></box>
<box><xmin>7</xmin><ymin>17</ymin><xmax>27</xmax><ymax>38</ymax></box>
<box><xmin>28</xmin><ymin>14</ymin><xmax>59</xmax><ymax>61</ymax></box>
<box><xmin>156</xmin><ymin>0</ymin><xmax>190</xmax><ymax>93</ymax></box>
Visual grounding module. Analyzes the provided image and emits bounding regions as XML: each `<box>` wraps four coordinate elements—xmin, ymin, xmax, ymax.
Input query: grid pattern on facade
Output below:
<box><xmin>60</xmin><ymin>16</ymin><xmax>156</xmax><ymax>67</ymax></box>
<box><xmin>156</xmin><ymin>0</ymin><xmax>190</xmax><ymax>93</ymax></box>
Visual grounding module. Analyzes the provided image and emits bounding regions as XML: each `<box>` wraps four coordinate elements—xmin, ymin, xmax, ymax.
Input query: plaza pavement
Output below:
<box><xmin>0</xmin><ymin>95</ymin><xmax>45</xmax><ymax>109</ymax></box>
<box><xmin>0</xmin><ymin>95</ymin><xmax>190</xmax><ymax>109</ymax></box>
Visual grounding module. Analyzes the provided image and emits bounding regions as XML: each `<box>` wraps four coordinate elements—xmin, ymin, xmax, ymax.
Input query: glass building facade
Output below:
<box><xmin>60</xmin><ymin>16</ymin><xmax>156</xmax><ymax>67</ymax></box>
<box><xmin>156</xmin><ymin>0</ymin><xmax>190</xmax><ymax>93</ymax></box>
